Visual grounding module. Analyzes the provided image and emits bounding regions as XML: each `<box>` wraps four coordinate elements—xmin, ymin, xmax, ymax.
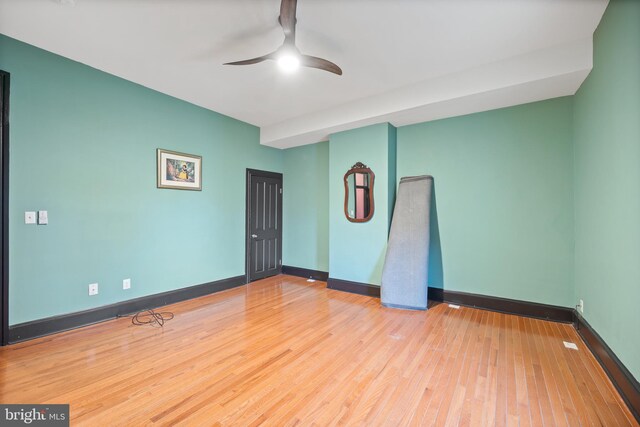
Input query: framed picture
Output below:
<box><xmin>157</xmin><ymin>149</ymin><xmax>202</xmax><ymax>191</ymax></box>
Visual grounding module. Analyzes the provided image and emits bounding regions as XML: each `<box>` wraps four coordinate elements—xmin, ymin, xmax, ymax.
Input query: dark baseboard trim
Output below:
<box><xmin>8</xmin><ymin>275</ymin><xmax>246</xmax><ymax>343</ymax></box>
<box><xmin>327</xmin><ymin>278</ymin><xmax>380</xmax><ymax>297</ymax></box>
<box><xmin>282</xmin><ymin>265</ymin><xmax>329</xmax><ymax>281</ymax></box>
<box><xmin>428</xmin><ymin>288</ymin><xmax>574</xmax><ymax>323</ymax></box>
<box><xmin>574</xmin><ymin>313</ymin><xmax>640</xmax><ymax>423</ymax></box>
<box><xmin>326</xmin><ymin>279</ymin><xmax>573</xmax><ymax>323</ymax></box>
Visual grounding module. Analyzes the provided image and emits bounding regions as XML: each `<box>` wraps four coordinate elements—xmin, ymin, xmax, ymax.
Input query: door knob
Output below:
<box><xmin>251</xmin><ymin>234</ymin><xmax>258</xmax><ymax>238</ymax></box>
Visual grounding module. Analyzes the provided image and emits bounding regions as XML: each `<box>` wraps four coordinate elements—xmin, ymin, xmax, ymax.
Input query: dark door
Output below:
<box><xmin>0</xmin><ymin>71</ymin><xmax>9</xmax><ymax>345</ymax></box>
<box><xmin>246</xmin><ymin>169</ymin><xmax>283</xmax><ymax>282</ymax></box>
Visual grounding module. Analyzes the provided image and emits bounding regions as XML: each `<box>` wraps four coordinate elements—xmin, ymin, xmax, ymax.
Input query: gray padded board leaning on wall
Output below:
<box><xmin>381</xmin><ymin>175</ymin><xmax>433</xmax><ymax>310</ymax></box>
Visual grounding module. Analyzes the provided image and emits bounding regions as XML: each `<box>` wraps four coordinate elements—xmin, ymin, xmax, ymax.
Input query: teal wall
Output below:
<box><xmin>573</xmin><ymin>0</ymin><xmax>640</xmax><ymax>380</ymax></box>
<box><xmin>329</xmin><ymin>123</ymin><xmax>395</xmax><ymax>285</ymax></box>
<box><xmin>397</xmin><ymin>98</ymin><xmax>575</xmax><ymax>307</ymax></box>
<box><xmin>282</xmin><ymin>141</ymin><xmax>329</xmax><ymax>272</ymax></box>
<box><xmin>0</xmin><ymin>35</ymin><xmax>283</xmax><ymax>325</ymax></box>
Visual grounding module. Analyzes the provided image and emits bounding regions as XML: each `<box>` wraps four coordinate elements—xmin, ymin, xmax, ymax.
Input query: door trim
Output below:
<box><xmin>245</xmin><ymin>169</ymin><xmax>283</xmax><ymax>284</ymax></box>
<box><xmin>1</xmin><ymin>70</ymin><xmax>10</xmax><ymax>345</ymax></box>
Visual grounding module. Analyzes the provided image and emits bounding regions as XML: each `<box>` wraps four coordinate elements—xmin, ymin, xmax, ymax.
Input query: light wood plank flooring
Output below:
<box><xmin>0</xmin><ymin>275</ymin><xmax>636</xmax><ymax>426</ymax></box>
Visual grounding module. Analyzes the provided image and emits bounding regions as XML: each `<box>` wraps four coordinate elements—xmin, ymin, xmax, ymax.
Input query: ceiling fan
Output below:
<box><xmin>224</xmin><ymin>0</ymin><xmax>343</xmax><ymax>75</ymax></box>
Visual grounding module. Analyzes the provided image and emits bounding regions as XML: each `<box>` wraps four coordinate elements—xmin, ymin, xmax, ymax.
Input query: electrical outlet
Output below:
<box><xmin>123</xmin><ymin>278</ymin><xmax>131</xmax><ymax>290</ymax></box>
<box><xmin>88</xmin><ymin>283</ymin><xmax>99</xmax><ymax>296</ymax></box>
<box><xmin>25</xmin><ymin>211</ymin><xmax>36</xmax><ymax>224</ymax></box>
<box><xmin>578</xmin><ymin>299</ymin><xmax>584</xmax><ymax>314</ymax></box>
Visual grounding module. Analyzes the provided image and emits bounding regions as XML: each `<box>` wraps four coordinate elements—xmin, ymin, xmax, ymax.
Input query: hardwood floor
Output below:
<box><xmin>0</xmin><ymin>275</ymin><xmax>636</xmax><ymax>426</ymax></box>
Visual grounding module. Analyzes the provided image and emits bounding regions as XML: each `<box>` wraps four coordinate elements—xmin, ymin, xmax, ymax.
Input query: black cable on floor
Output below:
<box><xmin>130</xmin><ymin>309</ymin><xmax>174</xmax><ymax>327</ymax></box>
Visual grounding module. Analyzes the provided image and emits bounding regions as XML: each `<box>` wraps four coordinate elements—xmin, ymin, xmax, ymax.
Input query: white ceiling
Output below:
<box><xmin>0</xmin><ymin>0</ymin><xmax>608</xmax><ymax>148</ymax></box>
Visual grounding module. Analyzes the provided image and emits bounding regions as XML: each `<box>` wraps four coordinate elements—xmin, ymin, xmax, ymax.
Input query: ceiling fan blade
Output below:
<box><xmin>224</xmin><ymin>52</ymin><xmax>275</xmax><ymax>66</ymax></box>
<box><xmin>300</xmin><ymin>55</ymin><xmax>343</xmax><ymax>75</ymax></box>
<box><xmin>279</xmin><ymin>0</ymin><xmax>297</xmax><ymax>42</ymax></box>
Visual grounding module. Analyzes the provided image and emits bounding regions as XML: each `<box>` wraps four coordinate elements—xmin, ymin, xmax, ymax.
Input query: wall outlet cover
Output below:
<box><xmin>25</xmin><ymin>211</ymin><xmax>36</xmax><ymax>224</ymax></box>
<box><xmin>88</xmin><ymin>283</ymin><xmax>99</xmax><ymax>296</ymax></box>
<box><xmin>123</xmin><ymin>278</ymin><xmax>131</xmax><ymax>290</ymax></box>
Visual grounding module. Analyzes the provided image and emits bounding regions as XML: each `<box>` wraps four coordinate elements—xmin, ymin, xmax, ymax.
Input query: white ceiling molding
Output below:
<box><xmin>0</xmin><ymin>0</ymin><xmax>607</xmax><ymax>149</ymax></box>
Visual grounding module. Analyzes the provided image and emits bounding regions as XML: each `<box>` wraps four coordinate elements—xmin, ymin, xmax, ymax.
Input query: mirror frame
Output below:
<box><xmin>343</xmin><ymin>162</ymin><xmax>375</xmax><ymax>223</ymax></box>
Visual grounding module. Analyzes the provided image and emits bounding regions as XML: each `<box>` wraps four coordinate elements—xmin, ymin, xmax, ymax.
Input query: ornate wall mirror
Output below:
<box><xmin>344</xmin><ymin>162</ymin><xmax>375</xmax><ymax>223</ymax></box>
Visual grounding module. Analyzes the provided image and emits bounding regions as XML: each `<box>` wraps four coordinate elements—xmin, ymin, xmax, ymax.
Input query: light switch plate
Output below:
<box><xmin>25</xmin><ymin>211</ymin><xmax>36</xmax><ymax>224</ymax></box>
<box><xmin>38</xmin><ymin>210</ymin><xmax>48</xmax><ymax>225</ymax></box>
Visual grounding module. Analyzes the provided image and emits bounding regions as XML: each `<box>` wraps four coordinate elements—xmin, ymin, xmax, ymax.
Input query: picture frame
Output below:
<box><xmin>157</xmin><ymin>149</ymin><xmax>202</xmax><ymax>191</ymax></box>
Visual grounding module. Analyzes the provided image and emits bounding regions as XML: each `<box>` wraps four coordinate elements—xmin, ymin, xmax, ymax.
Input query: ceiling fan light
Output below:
<box><xmin>277</xmin><ymin>54</ymin><xmax>300</xmax><ymax>73</ymax></box>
